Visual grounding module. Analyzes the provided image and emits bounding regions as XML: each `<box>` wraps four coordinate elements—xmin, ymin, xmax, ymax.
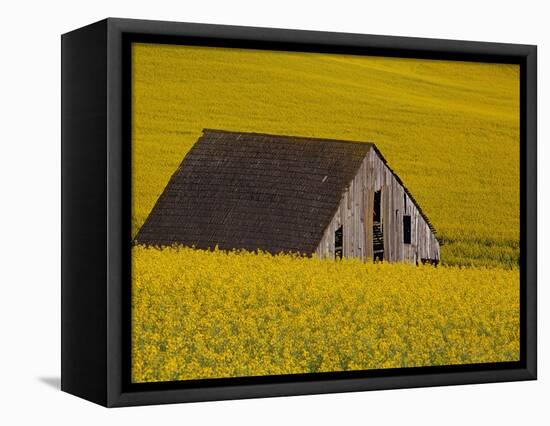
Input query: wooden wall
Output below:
<box><xmin>315</xmin><ymin>148</ymin><xmax>440</xmax><ymax>264</ymax></box>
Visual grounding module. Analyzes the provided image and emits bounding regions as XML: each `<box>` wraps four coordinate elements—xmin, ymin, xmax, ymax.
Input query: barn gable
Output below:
<box><xmin>315</xmin><ymin>148</ymin><xmax>440</xmax><ymax>263</ymax></box>
<box><xmin>135</xmin><ymin>129</ymin><xmax>440</xmax><ymax>263</ymax></box>
<box><xmin>134</xmin><ymin>129</ymin><xmax>374</xmax><ymax>254</ymax></box>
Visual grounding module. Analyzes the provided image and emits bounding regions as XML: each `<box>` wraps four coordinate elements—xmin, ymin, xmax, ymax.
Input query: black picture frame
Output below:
<box><xmin>61</xmin><ymin>17</ymin><xmax>537</xmax><ymax>407</ymax></box>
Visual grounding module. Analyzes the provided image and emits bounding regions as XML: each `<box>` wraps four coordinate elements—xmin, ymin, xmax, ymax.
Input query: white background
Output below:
<box><xmin>0</xmin><ymin>0</ymin><xmax>546</xmax><ymax>424</ymax></box>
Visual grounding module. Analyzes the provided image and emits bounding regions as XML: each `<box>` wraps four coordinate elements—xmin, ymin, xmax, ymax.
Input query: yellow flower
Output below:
<box><xmin>131</xmin><ymin>246</ymin><xmax>519</xmax><ymax>383</ymax></box>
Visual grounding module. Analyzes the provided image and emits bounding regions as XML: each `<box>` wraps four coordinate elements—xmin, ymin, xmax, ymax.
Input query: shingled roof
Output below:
<box><xmin>134</xmin><ymin>129</ymin><xmax>376</xmax><ymax>254</ymax></box>
<box><xmin>135</xmin><ymin>129</ymin><xmax>439</xmax><ymax>253</ymax></box>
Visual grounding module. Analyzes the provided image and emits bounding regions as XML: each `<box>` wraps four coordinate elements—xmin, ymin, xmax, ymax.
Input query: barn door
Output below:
<box><xmin>373</xmin><ymin>190</ymin><xmax>384</xmax><ymax>261</ymax></box>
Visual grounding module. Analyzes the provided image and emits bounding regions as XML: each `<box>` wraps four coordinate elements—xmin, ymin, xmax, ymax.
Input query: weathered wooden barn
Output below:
<box><xmin>135</xmin><ymin>129</ymin><xmax>440</xmax><ymax>264</ymax></box>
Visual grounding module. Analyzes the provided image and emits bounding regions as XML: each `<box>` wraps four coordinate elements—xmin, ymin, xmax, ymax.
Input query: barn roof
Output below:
<box><xmin>134</xmin><ymin>129</ymin><xmax>437</xmax><ymax>253</ymax></box>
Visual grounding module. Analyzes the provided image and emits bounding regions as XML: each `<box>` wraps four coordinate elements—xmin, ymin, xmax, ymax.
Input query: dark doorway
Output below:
<box><xmin>373</xmin><ymin>189</ymin><xmax>381</xmax><ymax>222</ymax></box>
<box><xmin>373</xmin><ymin>190</ymin><xmax>384</xmax><ymax>261</ymax></box>
<box><xmin>335</xmin><ymin>225</ymin><xmax>343</xmax><ymax>259</ymax></box>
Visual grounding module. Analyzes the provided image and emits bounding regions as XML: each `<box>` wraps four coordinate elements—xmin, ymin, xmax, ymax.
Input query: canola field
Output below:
<box><xmin>132</xmin><ymin>247</ymin><xmax>519</xmax><ymax>382</ymax></box>
<box><xmin>132</xmin><ymin>43</ymin><xmax>520</xmax><ymax>268</ymax></box>
<box><xmin>130</xmin><ymin>43</ymin><xmax>521</xmax><ymax>382</ymax></box>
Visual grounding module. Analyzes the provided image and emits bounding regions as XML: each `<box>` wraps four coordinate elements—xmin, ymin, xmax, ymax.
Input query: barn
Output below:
<box><xmin>135</xmin><ymin>129</ymin><xmax>440</xmax><ymax>264</ymax></box>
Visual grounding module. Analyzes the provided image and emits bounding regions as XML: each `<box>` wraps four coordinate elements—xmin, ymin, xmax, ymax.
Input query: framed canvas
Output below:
<box><xmin>61</xmin><ymin>18</ymin><xmax>537</xmax><ymax>407</ymax></box>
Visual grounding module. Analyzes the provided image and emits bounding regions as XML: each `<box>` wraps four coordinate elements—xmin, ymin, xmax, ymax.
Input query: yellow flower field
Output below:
<box><xmin>132</xmin><ymin>246</ymin><xmax>519</xmax><ymax>382</ymax></box>
<box><xmin>131</xmin><ymin>44</ymin><xmax>520</xmax><ymax>268</ymax></box>
<box><xmin>130</xmin><ymin>44</ymin><xmax>521</xmax><ymax>382</ymax></box>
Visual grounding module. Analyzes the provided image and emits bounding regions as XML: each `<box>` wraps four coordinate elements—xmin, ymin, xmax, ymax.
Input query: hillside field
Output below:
<box><xmin>130</xmin><ymin>44</ymin><xmax>520</xmax><ymax>382</ymax></box>
<box><xmin>132</xmin><ymin>43</ymin><xmax>520</xmax><ymax>268</ymax></box>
